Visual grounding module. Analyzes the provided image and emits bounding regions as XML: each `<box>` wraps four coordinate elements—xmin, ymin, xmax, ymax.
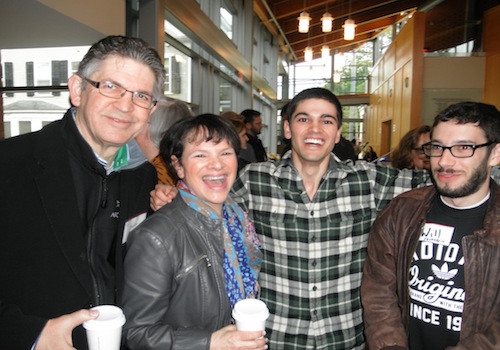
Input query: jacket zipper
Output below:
<box><xmin>87</xmin><ymin>176</ymin><xmax>108</xmax><ymax>305</ymax></box>
<box><xmin>175</xmin><ymin>254</ymin><xmax>211</xmax><ymax>279</ymax></box>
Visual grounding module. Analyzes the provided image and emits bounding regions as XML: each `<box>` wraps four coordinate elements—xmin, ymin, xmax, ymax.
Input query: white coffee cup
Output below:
<box><xmin>232</xmin><ymin>299</ymin><xmax>269</xmax><ymax>331</ymax></box>
<box><xmin>83</xmin><ymin>305</ymin><xmax>126</xmax><ymax>350</ymax></box>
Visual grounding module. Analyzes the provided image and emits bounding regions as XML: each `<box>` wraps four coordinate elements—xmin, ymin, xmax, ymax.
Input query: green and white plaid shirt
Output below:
<box><xmin>231</xmin><ymin>152</ymin><xmax>429</xmax><ymax>349</ymax></box>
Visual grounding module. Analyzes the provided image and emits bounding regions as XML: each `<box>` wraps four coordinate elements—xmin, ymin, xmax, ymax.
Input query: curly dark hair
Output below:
<box><xmin>432</xmin><ymin>102</ymin><xmax>500</xmax><ymax>143</ymax></box>
<box><xmin>391</xmin><ymin>125</ymin><xmax>431</xmax><ymax>169</ymax></box>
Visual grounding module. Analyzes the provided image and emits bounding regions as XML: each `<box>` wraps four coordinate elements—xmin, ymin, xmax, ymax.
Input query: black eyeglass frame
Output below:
<box><xmin>421</xmin><ymin>141</ymin><xmax>495</xmax><ymax>158</ymax></box>
<box><xmin>82</xmin><ymin>77</ymin><xmax>157</xmax><ymax>110</ymax></box>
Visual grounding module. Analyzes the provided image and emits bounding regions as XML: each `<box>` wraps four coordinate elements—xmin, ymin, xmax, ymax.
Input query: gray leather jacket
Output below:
<box><xmin>122</xmin><ymin>195</ymin><xmax>232</xmax><ymax>350</ymax></box>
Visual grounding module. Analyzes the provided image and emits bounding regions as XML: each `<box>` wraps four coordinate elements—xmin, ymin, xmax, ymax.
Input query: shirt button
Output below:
<box><xmin>312</xmin><ymin>260</ymin><xmax>317</xmax><ymax>267</ymax></box>
<box><xmin>311</xmin><ymin>236</ymin><xmax>316</xmax><ymax>242</ymax></box>
<box><xmin>312</xmin><ymin>286</ymin><xmax>317</xmax><ymax>291</ymax></box>
<box><xmin>310</xmin><ymin>210</ymin><xmax>314</xmax><ymax>216</ymax></box>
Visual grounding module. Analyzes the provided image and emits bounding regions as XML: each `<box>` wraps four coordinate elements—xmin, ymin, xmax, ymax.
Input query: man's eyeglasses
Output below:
<box><xmin>83</xmin><ymin>77</ymin><xmax>157</xmax><ymax>110</ymax></box>
<box><xmin>422</xmin><ymin>142</ymin><xmax>494</xmax><ymax>158</ymax></box>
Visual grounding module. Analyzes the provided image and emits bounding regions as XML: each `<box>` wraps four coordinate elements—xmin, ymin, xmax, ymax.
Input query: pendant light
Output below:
<box><xmin>343</xmin><ymin>19</ymin><xmax>356</xmax><ymax>40</ymax></box>
<box><xmin>304</xmin><ymin>46</ymin><xmax>313</xmax><ymax>62</ymax></box>
<box><xmin>298</xmin><ymin>11</ymin><xmax>311</xmax><ymax>33</ymax></box>
<box><xmin>321</xmin><ymin>12</ymin><xmax>333</xmax><ymax>32</ymax></box>
<box><xmin>321</xmin><ymin>45</ymin><xmax>330</xmax><ymax>61</ymax></box>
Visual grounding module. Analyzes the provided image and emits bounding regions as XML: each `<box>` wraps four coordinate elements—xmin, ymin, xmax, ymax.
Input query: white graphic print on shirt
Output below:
<box><xmin>409</xmin><ymin>223</ymin><xmax>464</xmax><ymax>330</ymax></box>
<box><xmin>408</xmin><ymin>195</ymin><xmax>488</xmax><ymax>350</ymax></box>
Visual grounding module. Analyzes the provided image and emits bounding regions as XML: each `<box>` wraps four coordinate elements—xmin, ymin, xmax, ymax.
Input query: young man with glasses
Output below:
<box><xmin>0</xmin><ymin>35</ymin><xmax>164</xmax><ymax>349</ymax></box>
<box><xmin>361</xmin><ymin>101</ymin><xmax>500</xmax><ymax>350</ymax></box>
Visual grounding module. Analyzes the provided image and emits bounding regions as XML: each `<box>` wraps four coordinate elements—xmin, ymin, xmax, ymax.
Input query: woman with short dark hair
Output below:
<box><xmin>122</xmin><ymin>114</ymin><xmax>267</xmax><ymax>350</ymax></box>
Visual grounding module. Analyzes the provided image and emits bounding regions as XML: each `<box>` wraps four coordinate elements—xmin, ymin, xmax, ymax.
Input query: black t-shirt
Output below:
<box><xmin>408</xmin><ymin>195</ymin><xmax>489</xmax><ymax>350</ymax></box>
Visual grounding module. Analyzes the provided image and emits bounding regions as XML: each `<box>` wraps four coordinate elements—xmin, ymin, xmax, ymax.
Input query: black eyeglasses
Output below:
<box><xmin>422</xmin><ymin>142</ymin><xmax>494</xmax><ymax>158</ymax></box>
<box><xmin>83</xmin><ymin>77</ymin><xmax>157</xmax><ymax>110</ymax></box>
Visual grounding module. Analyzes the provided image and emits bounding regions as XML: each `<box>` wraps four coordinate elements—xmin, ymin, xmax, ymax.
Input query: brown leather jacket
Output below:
<box><xmin>361</xmin><ymin>182</ymin><xmax>500</xmax><ymax>350</ymax></box>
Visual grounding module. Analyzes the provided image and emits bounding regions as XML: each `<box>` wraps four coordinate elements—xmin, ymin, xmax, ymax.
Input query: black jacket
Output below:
<box><xmin>0</xmin><ymin>109</ymin><xmax>156</xmax><ymax>349</ymax></box>
<box><xmin>247</xmin><ymin>134</ymin><xmax>267</xmax><ymax>162</ymax></box>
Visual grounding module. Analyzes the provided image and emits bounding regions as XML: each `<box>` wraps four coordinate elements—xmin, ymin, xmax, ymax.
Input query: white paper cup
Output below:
<box><xmin>83</xmin><ymin>305</ymin><xmax>126</xmax><ymax>350</ymax></box>
<box><xmin>232</xmin><ymin>299</ymin><xmax>269</xmax><ymax>331</ymax></box>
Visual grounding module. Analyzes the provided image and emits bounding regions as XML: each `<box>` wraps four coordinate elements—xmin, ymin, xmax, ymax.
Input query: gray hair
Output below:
<box><xmin>149</xmin><ymin>98</ymin><xmax>193</xmax><ymax>148</ymax></box>
<box><xmin>77</xmin><ymin>35</ymin><xmax>165</xmax><ymax>99</ymax></box>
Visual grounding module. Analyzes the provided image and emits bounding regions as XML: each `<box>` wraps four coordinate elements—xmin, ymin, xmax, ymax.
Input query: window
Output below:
<box><xmin>34</xmin><ymin>62</ymin><xmax>51</xmax><ymax>96</ymax></box>
<box><xmin>220</xmin><ymin>7</ymin><xmax>233</xmax><ymax>40</ymax></box>
<box><xmin>26</xmin><ymin>62</ymin><xmax>34</xmax><ymax>97</ymax></box>
<box><xmin>219</xmin><ymin>77</ymin><xmax>232</xmax><ymax>112</ymax></box>
<box><xmin>51</xmin><ymin>60</ymin><xmax>68</xmax><ymax>96</ymax></box>
<box><xmin>4</xmin><ymin>62</ymin><xmax>14</xmax><ymax>97</ymax></box>
<box><xmin>164</xmin><ymin>55</ymin><xmax>181</xmax><ymax>94</ymax></box>
<box><xmin>71</xmin><ymin>61</ymin><xmax>79</xmax><ymax>74</ymax></box>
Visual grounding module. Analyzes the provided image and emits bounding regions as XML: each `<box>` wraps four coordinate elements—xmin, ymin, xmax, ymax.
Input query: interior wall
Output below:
<box><xmin>421</xmin><ymin>56</ymin><xmax>485</xmax><ymax>126</ymax></box>
<box><xmin>367</xmin><ymin>12</ymin><xmax>425</xmax><ymax>156</ymax></box>
<box><xmin>483</xmin><ymin>5</ymin><xmax>500</xmax><ymax>109</ymax></box>
<box><xmin>38</xmin><ymin>0</ymin><xmax>125</xmax><ymax>37</ymax></box>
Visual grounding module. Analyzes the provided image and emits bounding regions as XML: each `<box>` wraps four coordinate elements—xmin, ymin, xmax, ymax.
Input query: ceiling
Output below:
<box><xmin>255</xmin><ymin>0</ymin><xmax>499</xmax><ymax>63</ymax></box>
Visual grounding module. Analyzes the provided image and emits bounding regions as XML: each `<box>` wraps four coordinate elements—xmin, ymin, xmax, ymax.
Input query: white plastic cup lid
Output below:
<box><xmin>83</xmin><ymin>305</ymin><xmax>126</xmax><ymax>331</ymax></box>
<box><xmin>232</xmin><ymin>299</ymin><xmax>269</xmax><ymax>321</ymax></box>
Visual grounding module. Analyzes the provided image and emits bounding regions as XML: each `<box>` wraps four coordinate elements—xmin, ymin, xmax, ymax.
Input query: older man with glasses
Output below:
<box><xmin>0</xmin><ymin>35</ymin><xmax>164</xmax><ymax>350</ymax></box>
<box><xmin>362</xmin><ymin>101</ymin><xmax>500</xmax><ymax>350</ymax></box>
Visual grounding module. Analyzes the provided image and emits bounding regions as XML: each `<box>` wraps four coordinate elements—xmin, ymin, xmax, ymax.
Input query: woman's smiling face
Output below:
<box><xmin>173</xmin><ymin>130</ymin><xmax>237</xmax><ymax>215</ymax></box>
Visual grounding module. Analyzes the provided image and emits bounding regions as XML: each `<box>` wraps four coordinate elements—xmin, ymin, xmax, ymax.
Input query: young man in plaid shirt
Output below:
<box><xmin>230</xmin><ymin>88</ymin><xmax>429</xmax><ymax>349</ymax></box>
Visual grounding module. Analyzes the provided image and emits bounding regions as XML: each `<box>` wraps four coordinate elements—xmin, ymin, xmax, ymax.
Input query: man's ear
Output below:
<box><xmin>283</xmin><ymin>120</ymin><xmax>292</xmax><ymax>139</ymax></box>
<box><xmin>335</xmin><ymin>125</ymin><xmax>343</xmax><ymax>144</ymax></box>
<box><xmin>67</xmin><ymin>74</ymin><xmax>83</xmax><ymax>107</ymax></box>
<box><xmin>489</xmin><ymin>143</ymin><xmax>500</xmax><ymax>167</ymax></box>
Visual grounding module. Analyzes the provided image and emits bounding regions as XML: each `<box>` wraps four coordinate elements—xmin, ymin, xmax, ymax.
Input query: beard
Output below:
<box><xmin>431</xmin><ymin>155</ymin><xmax>489</xmax><ymax>198</ymax></box>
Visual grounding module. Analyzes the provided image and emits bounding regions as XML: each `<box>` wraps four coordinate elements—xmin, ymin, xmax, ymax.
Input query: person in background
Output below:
<box><xmin>222</xmin><ymin>111</ymin><xmax>250</xmax><ymax>172</ymax></box>
<box><xmin>361</xmin><ymin>102</ymin><xmax>500</xmax><ymax>350</ymax></box>
<box><xmin>0</xmin><ymin>35</ymin><xmax>164</xmax><ymax>350</ymax></box>
<box><xmin>241</xmin><ymin>109</ymin><xmax>267</xmax><ymax>162</ymax></box>
<box><xmin>352</xmin><ymin>138</ymin><xmax>362</xmax><ymax>158</ymax></box>
<box><xmin>279</xmin><ymin>102</ymin><xmax>292</xmax><ymax>157</ymax></box>
<box><xmin>363</xmin><ymin>145</ymin><xmax>378</xmax><ymax>162</ymax></box>
<box><xmin>333</xmin><ymin>135</ymin><xmax>357</xmax><ymax>162</ymax></box>
<box><xmin>135</xmin><ymin>97</ymin><xmax>193</xmax><ymax>185</ymax></box>
<box><xmin>391</xmin><ymin>125</ymin><xmax>431</xmax><ymax>170</ymax></box>
<box><xmin>122</xmin><ymin>114</ymin><xmax>266</xmax><ymax>350</ymax></box>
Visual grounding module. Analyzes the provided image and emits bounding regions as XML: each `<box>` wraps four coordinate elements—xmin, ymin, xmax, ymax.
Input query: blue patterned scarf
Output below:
<box><xmin>178</xmin><ymin>182</ymin><xmax>262</xmax><ymax>308</ymax></box>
